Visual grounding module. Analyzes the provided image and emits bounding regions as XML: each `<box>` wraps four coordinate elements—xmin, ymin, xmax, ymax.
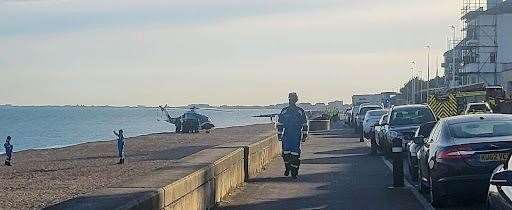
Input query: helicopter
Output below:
<box><xmin>158</xmin><ymin>105</ymin><xmax>216</xmax><ymax>133</ymax></box>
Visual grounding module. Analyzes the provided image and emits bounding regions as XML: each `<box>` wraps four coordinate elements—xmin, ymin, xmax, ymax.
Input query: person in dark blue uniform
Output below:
<box><xmin>113</xmin><ymin>130</ymin><xmax>125</xmax><ymax>164</ymax></box>
<box><xmin>277</xmin><ymin>93</ymin><xmax>309</xmax><ymax>179</ymax></box>
<box><xmin>4</xmin><ymin>136</ymin><xmax>13</xmax><ymax>166</ymax></box>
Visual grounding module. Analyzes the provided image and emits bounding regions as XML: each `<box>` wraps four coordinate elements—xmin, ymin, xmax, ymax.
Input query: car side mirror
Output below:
<box><xmin>490</xmin><ymin>170</ymin><xmax>512</xmax><ymax>186</ymax></box>
<box><xmin>413</xmin><ymin>136</ymin><xmax>425</xmax><ymax>144</ymax></box>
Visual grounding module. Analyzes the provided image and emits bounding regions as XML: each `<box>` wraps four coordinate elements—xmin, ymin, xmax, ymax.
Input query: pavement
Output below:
<box><xmin>217</xmin><ymin>125</ymin><xmax>430</xmax><ymax>210</ymax></box>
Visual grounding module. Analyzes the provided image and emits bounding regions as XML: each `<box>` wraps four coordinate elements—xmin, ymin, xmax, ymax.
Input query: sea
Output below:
<box><xmin>0</xmin><ymin>106</ymin><xmax>279</xmax><ymax>152</ymax></box>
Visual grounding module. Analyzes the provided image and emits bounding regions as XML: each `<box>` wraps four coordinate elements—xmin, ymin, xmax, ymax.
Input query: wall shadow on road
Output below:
<box><xmin>217</xmin><ymin>151</ymin><xmax>425</xmax><ymax>210</ymax></box>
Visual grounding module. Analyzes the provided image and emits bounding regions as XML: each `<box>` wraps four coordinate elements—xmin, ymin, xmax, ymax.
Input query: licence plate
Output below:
<box><xmin>480</xmin><ymin>152</ymin><xmax>510</xmax><ymax>162</ymax></box>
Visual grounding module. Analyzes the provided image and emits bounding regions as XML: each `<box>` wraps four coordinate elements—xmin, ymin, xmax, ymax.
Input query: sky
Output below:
<box><xmin>0</xmin><ymin>0</ymin><xmax>462</xmax><ymax>106</ymax></box>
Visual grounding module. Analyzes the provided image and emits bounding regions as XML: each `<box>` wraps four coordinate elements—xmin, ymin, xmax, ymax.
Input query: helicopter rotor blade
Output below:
<box><xmin>199</xmin><ymin>108</ymin><xmax>234</xmax><ymax>112</ymax></box>
<box><xmin>162</xmin><ymin>107</ymin><xmax>233</xmax><ymax>112</ymax></box>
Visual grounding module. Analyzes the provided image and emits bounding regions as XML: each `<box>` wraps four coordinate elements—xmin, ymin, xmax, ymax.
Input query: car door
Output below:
<box><xmin>418</xmin><ymin>122</ymin><xmax>441</xmax><ymax>180</ymax></box>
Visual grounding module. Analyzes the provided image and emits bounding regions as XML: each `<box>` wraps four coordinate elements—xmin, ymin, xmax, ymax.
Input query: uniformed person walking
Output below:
<box><xmin>4</xmin><ymin>136</ymin><xmax>13</xmax><ymax>166</ymax></box>
<box><xmin>113</xmin><ymin>130</ymin><xmax>126</xmax><ymax>164</ymax></box>
<box><xmin>277</xmin><ymin>93</ymin><xmax>309</xmax><ymax>179</ymax></box>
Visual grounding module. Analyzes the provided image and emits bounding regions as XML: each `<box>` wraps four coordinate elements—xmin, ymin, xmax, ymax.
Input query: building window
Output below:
<box><xmin>490</xmin><ymin>52</ymin><xmax>497</xmax><ymax>63</ymax></box>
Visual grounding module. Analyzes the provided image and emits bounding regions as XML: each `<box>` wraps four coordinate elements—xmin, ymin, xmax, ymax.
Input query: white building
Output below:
<box><xmin>442</xmin><ymin>41</ymin><xmax>463</xmax><ymax>87</ymax></box>
<box><xmin>458</xmin><ymin>0</ymin><xmax>512</xmax><ymax>86</ymax></box>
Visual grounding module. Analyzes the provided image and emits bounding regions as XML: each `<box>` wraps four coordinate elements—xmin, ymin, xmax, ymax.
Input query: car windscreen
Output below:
<box><xmin>449</xmin><ymin>121</ymin><xmax>512</xmax><ymax>138</ymax></box>
<box><xmin>368</xmin><ymin>110</ymin><xmax>387</xmax><ymax>117</ymax></box>
<box><xmin>389</xmin><ymin>107</ymin><xmax>435</xmax><ymax>126</ymax></box>
<box><xmin>359</xmin><ymin>107</ymin><xmax>381</xmax><ymax>116</ymax></box>
<box><xmin>468</xmin><ymin>104</ymin><xmax>489</xmax><ymax>111</ymax></box>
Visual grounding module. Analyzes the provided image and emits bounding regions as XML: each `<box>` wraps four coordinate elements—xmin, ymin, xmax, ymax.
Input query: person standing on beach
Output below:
<box><xmin>113</xmin><ymin>130</ymin><xmax>125</xmax><ymax>164</ymax></box>
<box><xmin>4</xmin><ymin>136</ymin><xmax>13</xmax><ymax>166</ymax></box>
<box><xmin>276</xmin><ymin>93</ymin><xmax>309</xmax><ymax>179</ymax></box>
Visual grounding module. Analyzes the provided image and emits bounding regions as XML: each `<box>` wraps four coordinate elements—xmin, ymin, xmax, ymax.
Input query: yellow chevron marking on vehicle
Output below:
<box><xmin>428</xmin><ymin>94</ymin><xmax>458</xmax><ymax>119</ymax></box>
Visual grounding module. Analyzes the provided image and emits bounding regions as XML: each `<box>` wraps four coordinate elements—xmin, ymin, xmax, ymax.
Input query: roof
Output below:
<box><xmin>444</xmin><ymin>114</ymin><xmax>512</xmax><ymax>125</ymax></box>
<box><xmin>366</xmin><ymin>109</ymin><xmax>387</xmax><ymax>113</ymax></box>
<box><xmin>467</xmin><ymin>102</ymin><xmax>489</xmax><ymax>105</ymax></box>
<box><xmin>486</xmin><ymin>1</ymin><xmax>512</xmax><ymax>15</ymax></box>
<box><xmin>360</xmin><ymin>104</ymin><xmax>382</xmax><ymax>109</ymax></box>
<box><xmin>463</xmin><ymin>1</ymin><xmax>512</xmax><ymax>20</ymax></box>
<box><xmin>392</xmin><ymin>104</ymin><xmax>430</xmax><ymax>110</ymax></box>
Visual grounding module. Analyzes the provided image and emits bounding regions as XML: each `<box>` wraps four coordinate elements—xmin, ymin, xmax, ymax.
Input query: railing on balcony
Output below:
<box><xmin>462</xmin><ymin>62</ymin><xmax>496</xmax><ymax>74</ymax></box>
<box><xmin>504</xmin><ymin>63</ymin><xmax>512</xmax><ymax>72</ymax></box>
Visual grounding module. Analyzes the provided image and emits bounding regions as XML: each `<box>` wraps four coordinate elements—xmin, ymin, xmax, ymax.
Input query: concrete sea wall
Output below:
<box><xmin>45</xmin><ymin>135</ymin><xmax>281</xmax><ymax>210</ymax></box>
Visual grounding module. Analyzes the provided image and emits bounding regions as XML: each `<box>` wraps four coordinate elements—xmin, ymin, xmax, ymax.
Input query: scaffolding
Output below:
<box><xmin>460</xmin><ymin>0</ymin><xmax>499</xmax><ymax>86</ymax></box>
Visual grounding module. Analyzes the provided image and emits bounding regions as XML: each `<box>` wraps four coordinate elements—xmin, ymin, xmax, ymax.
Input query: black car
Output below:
<box><xmin>487</xmin><ymin>153</ymin><xmax>512</xmax><ymax>210</ymax></box>
<box><xmin>381</xmin><ymin>105</ymin><xmax>436</xmax><ymax>156</ymax></box>
<box><xmin>417</xmin><ymin>114</ymin><xmax>512</xmax><ymax>207</ymax></box>
<box><xmin>407</xmin><ymin>121</ymin><xmax>436</xmax><ymax>181</ymax></box>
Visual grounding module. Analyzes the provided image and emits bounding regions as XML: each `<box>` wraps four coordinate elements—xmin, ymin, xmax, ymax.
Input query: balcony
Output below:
<box><xmin>504</xmin><ymin>63</ymin><xmax>512</xmax><ymax>71</ymax></box>
<box><xmin>461</xmin><ymin>62</ymin><xmax>496</xmax><ymax>74</ymax></box>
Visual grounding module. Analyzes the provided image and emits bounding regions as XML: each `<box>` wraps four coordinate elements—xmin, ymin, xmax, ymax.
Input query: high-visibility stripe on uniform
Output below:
<box><xmin>283</xmin><ymin>151</ymin><xmax>291</xmax><ymax>154</ymax></box>
<box><xmin>290</xmin><ymin>152</ymin><xmax>299</xmax><ymax>156</ymax></box>
<box><xmin>290</xmin><ymin>164</ymin><xmax>299</xmax><ymax>168</ymax></box>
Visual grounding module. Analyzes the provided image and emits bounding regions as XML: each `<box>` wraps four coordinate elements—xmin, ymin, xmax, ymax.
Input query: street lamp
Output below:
<box><xmin>450</xmin><ymin>25</ymin><xmax>457</xmax><ymax>87</ymax></box>
<box><xmin>410</xmin><ymin>61</ymin><xmax>416</xmax><ymax>104</ymax></box>
<box><xmin>425</xmin><ymin>44</ymin><xmax>431</xmax><ymax>101</ymax></box>
<box><xmin>418</xmin><ymin>69</ymin><xmax>423</xmax><ymax>103</ymax></box>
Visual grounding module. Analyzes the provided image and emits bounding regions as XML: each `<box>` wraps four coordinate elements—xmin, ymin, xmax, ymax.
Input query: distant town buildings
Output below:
<box><xmin>216</xmin><ymin>100</ymin><xmax>347</xmax><ymax>111</ymax></box>
<box><xmin>443</xmin><ymin>0</ymin><xmax>512</xmax><ymax>88</ymax></box>
<box><xmin>352</xmin><ymin>92</ymin><xmax>400</xmax><ymax>108</ymax></box>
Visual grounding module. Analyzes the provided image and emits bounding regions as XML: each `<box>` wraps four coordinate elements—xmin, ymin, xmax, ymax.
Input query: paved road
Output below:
<box><xmin>217</xmin><ymin>127</ymin><xmax>429</xmax><ymax>210</ymax></box>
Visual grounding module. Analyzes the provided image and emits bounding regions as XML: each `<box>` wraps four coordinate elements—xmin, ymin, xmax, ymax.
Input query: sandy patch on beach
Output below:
<box><xmin>0</xmin><ymin>124</ymin><xmax>274</xmax><ymax>210</ymax></box>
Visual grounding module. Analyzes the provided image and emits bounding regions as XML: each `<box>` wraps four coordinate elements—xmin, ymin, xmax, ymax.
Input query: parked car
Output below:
<box><xmin>375</xmin><ymin>114</ymin><xmax>389</xmax><ymax>153</ymax></box>
<box><xmin>407</xmin><ymin>121</ymin><xmax>436</xmax><ymax>180</ymax></box>
<box><xmin>381</xmin><ymin>105</ymin><xmax>436</xmax><ymax>155</ymax></box>
<box><xmin>363</xmin><ymin>109</ymin><xmax>388</xmax><ymax>140</ymax></box>
<box><xmin>355</xmin><ymin>105</ymin><xmax>382</xmax><ymax>141</ymax></box>
<box><xmin>353</xmin><ymin>104</ymin><xmax>367</xmax><ymax>128</ymax></box>
<box><xmin>417</xmin><ymin>114</ymin><xmax>512</xmax><ymax>207</ymax></box>
<box><xmin>465</xmin><ymin>102</ymin><xmax>493</xmax><ymax>115</ymax></box>
<box><xmin>487</xmin><ymin>153</ymin><xmax>512</xmax><ymax>210</ymax></box>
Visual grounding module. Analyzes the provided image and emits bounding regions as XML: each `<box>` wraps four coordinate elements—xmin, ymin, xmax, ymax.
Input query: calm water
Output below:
<box><xmin>0</xmin><ymin>106</ymin><xmax>278</xmax><ymax>152</ymax></box>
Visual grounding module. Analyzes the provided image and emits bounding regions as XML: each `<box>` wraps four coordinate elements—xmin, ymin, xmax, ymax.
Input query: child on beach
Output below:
<box><xmin>4</xmin><ymin>136</ymin><xmax>13</xmax><ymax>166</ymax></box>
<box><xmin>113</xmin><ymin>130</ymin><xmax>125</xmax><ymax>164</ymax></box>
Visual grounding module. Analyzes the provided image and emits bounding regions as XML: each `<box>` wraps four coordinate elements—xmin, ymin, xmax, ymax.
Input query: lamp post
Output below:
<box><xmin>425</xmin><ymin>44</ymin><xmax>431</xmax><ymax>101</ymax></box>
<box><xmin>419</xmin><ymin>70</ymin><xmax>423</xmax><ymax>103</ymax></box>
<box><xmin>450</xmin><ymin>25</ymin><xmax>457</xmax><ymax>87</ymax></box>
<box><xmin>410</xmin><ymin>61</ymin><xmax>416</xmax><ymax>104</ymax></box>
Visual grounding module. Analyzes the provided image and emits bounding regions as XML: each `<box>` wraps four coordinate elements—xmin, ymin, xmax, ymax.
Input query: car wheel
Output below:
<box><xmin>429</xmin><ymin>177</ymin><xmax>445</xmax><ymax>207</ymax></box>
<box><xmin>417</xmin><ymin>167</ymin><xmax>427</xmax><ymax>193</ymax></box>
